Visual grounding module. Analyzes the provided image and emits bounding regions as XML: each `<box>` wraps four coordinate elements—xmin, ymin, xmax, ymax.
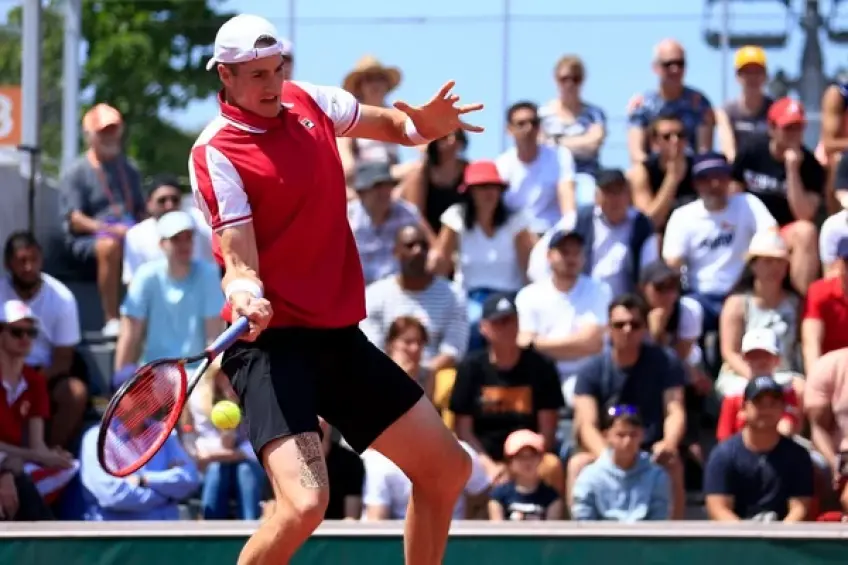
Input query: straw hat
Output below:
<box><xmin>342</xmin><ymin>55</ymin><xmax>402</xmax><ymax>98</ymax></box>
<box><xmin>747</xmin><ymin>229</ymin><xmax>788</xmax><ymax>261</ymax></box>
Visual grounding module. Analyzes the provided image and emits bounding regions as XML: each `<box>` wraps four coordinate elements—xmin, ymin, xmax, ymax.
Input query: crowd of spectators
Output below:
<box><xmin>3</xmin><ymin>35</ymin><xmax>848</xmax><ymax>526</ymax></box>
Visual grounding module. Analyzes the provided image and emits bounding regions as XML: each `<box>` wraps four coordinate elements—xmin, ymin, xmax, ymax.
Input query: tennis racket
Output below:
<box><xmin>97</xmin><ymin>317</ymin><xmax>250</xmax><ymax>477</ymax></box>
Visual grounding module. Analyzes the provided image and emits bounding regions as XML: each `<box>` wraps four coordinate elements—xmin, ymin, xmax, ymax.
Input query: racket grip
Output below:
<box><xmin>207</xmin><ymin>317</ymin><xmax>251</xmax><ymax>354</ymax></box>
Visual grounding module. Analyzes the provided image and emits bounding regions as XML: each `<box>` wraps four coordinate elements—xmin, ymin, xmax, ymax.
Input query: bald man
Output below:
<box><xmin>627</xmin><ymin>39</ymin><xmax>715</xmax><ymax>164</ymax></box>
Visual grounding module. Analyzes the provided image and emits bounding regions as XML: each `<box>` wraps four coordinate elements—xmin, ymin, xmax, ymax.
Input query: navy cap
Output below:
<box><xmin>354</xmin><ymin>161</ymin><xmax>394</xmax><ymax>192</ymax></box>
<box><xmin>743</xmin><ymin>375</ymin><xmax>784</xmax><ymax>402</ymax></box>
<box><xmin>837</xmin><ymin>237</ymin><xmax>848</xmax><ymax>260</ymax></box>
<box><xmin>639</xmin><ymin>260</ymin><xmax>679</xmax><ymax>286</ymax></box>
<box><xmin>548</xmin><ymin>229</ymin><xmax>584</xmax><ymax>249</ymax></box>
<box><xmin>692</xmin><ymin>151</ymin><xmax>731</xmax><ymax>179</ymax></box>
<box><xmin>481</xmin><ymin>292</ymin><xmax>518</xmax><ymax>321</ymax></box>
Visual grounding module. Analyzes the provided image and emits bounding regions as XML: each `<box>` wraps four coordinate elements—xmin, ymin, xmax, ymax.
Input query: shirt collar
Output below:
<box><xmin>217</xmin><ymin>91</ymin><xmax>288</xmax><ymax>133</ymax></box>
<box><xmin>593</xmin><ymin>205</ymin><xmax>636</xmax><ymax>226</ymax></box>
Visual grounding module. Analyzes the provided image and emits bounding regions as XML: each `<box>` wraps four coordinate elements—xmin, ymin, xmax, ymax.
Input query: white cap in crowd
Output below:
<box><xmin>206</xmin><ymin>14</ymin><xmax>286</xmax><ymax>70</ymax></box>
<box><xmin>741</xmin><ymin>328</ymin><xmax>780</xmax><ymax>356</ymax></box>
<box><xmin>0</xmin><ymin>299</ymin><xmax>37</xmax><ymax>325</ymax></box>
<box><xmin>157</xmin><ymin>210</ymin><xmax>195</xmax><ymax>240</ymax></box>
<box><xmin>747</xmin><ymin>229</ymin><xmax>788</xmax><ymax>260</ymax></box>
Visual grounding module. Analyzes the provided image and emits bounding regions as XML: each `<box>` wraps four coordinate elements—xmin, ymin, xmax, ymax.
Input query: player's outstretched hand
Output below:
<box><xmin>394</xmin><ymin>80</ymin><xmax>484</xmax><ymax>141</ymax></box>
<box><xmin>231</xmin><ymin>293</ymin><xmax>273</xmax><ymax>342</ymax></box>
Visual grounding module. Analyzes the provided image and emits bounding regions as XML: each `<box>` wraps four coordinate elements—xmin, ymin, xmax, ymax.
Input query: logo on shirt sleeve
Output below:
<box><xmin>299</xmin><ymin>117</ymin><xmax>315</xmax><ymax>130</ymax></box>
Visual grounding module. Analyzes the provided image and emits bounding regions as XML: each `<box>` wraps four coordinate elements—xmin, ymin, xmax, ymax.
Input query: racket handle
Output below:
<box><xmin>207</xmin><ymin>317</ymin><xmax>251</xmax><ymax>355</ymax></box>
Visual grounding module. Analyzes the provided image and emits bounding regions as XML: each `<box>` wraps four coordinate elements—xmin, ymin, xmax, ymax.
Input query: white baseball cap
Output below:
<box><xmin>741</xmin><ymin>328</ymin><xmax>780</xmax><ymax>356</ymax></box>
<box><xmin>157</xmin><ymin>210</ymin><xmax>195</xmax><ymax>240</ymax></box>
<box><xmin>747</xmin><ymin>229</ymin><xmax>788</xmax><ymax>260</ymax></box>
<box><xmin>206</xmin><ymin>14</ymin><xmax>287</xmax><ymax>71</ymax></box>
<box><xmin>1</xmin><ymin>299</ymin><xmax>37</xmax><ymax>325</ymax></box>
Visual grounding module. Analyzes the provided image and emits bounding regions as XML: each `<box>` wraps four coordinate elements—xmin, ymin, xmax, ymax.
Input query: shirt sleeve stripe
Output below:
<box><xmin>338</xmin><ymin>101</ymin><xmax>361</xmax><ymax>136</ymax></box>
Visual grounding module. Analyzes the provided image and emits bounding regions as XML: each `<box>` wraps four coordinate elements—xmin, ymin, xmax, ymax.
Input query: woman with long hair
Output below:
<box><xmin>385</xmin><ymin>316</ymin><xmax>433</xmax><ymax>400</ymax></box>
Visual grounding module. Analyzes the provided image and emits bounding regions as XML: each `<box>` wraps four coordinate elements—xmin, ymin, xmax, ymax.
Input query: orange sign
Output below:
<box><xmin>0</xmin><ymin>86</ymin><xmax>22</xmax><ymax>147</ymax></box>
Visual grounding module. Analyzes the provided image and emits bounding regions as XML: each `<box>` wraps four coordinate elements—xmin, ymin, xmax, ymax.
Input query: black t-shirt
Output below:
<box><xmin>573</xmin><ymin>344</ymin><xmax>686</xmax><ymax>448</ymax></box>
<box><xmin>731</xmin><ymin>135</ymin><xmax>825</xmax><ymax>226</ymax></box>
<box><xmin>324</xmin><ymin>441</ymin><xmax>365</xmax><ymax>520</ymax></box>
<box><xmin>833</xmin><ymin>149</ymin><xmax>848</xmax><ymax>191</ymax></box>
<box><xmin>449</xmin><ymin>347</ymin><xmax>564</xmax><ymax>461</ymax></box>
<box><xmin>490</xmin><ymin>481</ymin><xmax>560</xmax><ymax>521</ymax></box>
<box><xmin>703</xmin><ymin>434</ymin><xmax>813</xmax><ymax>520</ymax></box>
<box><xmin>641</xmin><ymin>154</ymin><xmax>697</xmax><ymax>231</ymax></box>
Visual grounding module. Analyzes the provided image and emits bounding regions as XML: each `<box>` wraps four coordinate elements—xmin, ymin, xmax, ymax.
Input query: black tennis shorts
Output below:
<box><xmin>220</xmin><ymin>325</ymin><xmax>424</xmax><ymax>456</ymax></box>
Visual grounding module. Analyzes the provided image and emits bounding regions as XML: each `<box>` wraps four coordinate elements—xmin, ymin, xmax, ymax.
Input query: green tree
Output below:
<box><xmin>0</xmin><ymin>0</ymin><xmax>231</xmax><ymax>179</ymax></box>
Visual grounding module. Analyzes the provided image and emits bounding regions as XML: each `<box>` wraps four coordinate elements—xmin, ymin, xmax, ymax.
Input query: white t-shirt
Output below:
<box><xmin>440</xmin><ymin>204</ymin><xmax>531</xmax><ymax>292</ymax></box>
<box><xmin>662</xmin><ymin>193</ymin><xmax>776</xmax><ymax>295</ymax></box>
<box><xmin>123</xmin><ymin>207</ymin><xmax>214</xmax><ymax>284</ymax></box>
<box><xmin>361</xmin><ymin>441</ymin><xmax>490</xmax><ymax>520</ymax></box>
<box><xmin>515</xmin><ymin>275</ymin><xmax>612</xmax><ymax>405</ymax></box>
<box><xmin>675</xmin><ymin>295</ymin><xmax>704</xmax><ymax>342</ymax></box>
<box><xmin>496</xmin><ymin>145</ymin><xmax>575</xmax><ymax>233</ymax></box>
<box><xmin>0</xmin><ymin>274</ymin><xmax>81</xmax><ymax>367</ymax></box>
<box><xmin>819</xmin><ymin>209</ymin><xmax>848</xmax><ymax>268</ymax></box>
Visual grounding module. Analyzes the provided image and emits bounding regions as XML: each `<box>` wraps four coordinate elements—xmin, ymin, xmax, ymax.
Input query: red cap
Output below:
<box><xmin>767</xmin><ymin>97</ymin><xmax>805</xmax><ymax>127</ymax></box>
<box><xmin>461</xmin><ymin>160</ymin><xmax>506</xmax><ymax>192</ymax></box>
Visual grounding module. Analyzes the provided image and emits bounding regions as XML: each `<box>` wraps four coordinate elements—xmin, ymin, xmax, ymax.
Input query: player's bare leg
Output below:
<box><xmin>371</xmin><ymin>397</ymin><xmax>471</xmax><ymax>565</ymax></box>
<box><xmin>237</xmin><ymin>432</ymin><xmax>329</xmax><ymax>565</ymax></box>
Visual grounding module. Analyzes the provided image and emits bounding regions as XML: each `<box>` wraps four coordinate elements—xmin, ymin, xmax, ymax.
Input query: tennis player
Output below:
<box><xmin>189</xmin><ymin>14</ymin><xmax>483</xmax><ymax>565</ymax></box>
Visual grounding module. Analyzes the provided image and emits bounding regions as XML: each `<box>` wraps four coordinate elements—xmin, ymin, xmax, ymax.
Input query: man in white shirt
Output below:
<box><xmin>516</xmin><ymin>229</ymin><xmax>612</xmax><ymax>411</ymax></box>
<box><xmin>496</xmin><ymin>101</ymin><xmax>577</xmax><ymax>234</ymax></box>
<box><xmin>0</xmin><ymin>232</ymin><xmax>87</xmax><ymax>449</ymax></box>
<box><xmin>663</xmin><ymin>151</ymin><xmax>776</xmax><ymax>332</ymax></box>
<box><xmin>122</xmin><ymin>176</ymin><xmax>213</xmax><ymax>284</ymax></box>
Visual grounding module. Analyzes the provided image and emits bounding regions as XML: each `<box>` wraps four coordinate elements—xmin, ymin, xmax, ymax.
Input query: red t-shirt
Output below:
<box><xmin>802</xmin><ymin>277</ymin><xmax>848</xmax><ymax>355</ymax></box>
<box><xmin>716</xmin><ymin>388</ymin><xmax>799</xmax><ymax>442</ymax></box>
<box><xmin>0</xmin><ymin>366</ymin><xmax>50</xmax><ymax>446</ymax></box>
<box><xmin>190</xmin><ymin>81</ymin><xmax>365</xmax><ymax>328</ymax></box>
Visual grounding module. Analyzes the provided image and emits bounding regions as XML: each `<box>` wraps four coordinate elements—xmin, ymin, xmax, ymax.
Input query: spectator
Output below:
<box><xmin>663</xmin><ymin>152</ymin><xmax>777</xmax><ymax>333</ymax></box>
<box><xmin>348</xmin><ymin>161</ymin><xmax>430</xmax><ymax>285</ymax></box>
<box><xmin>570</xmin><ymin>293</ymin><xmax>686</xmax><ymax>519</ymax></box>
<box><xmin>717</xmin><ymin>328</ymin><xmax>801</xmax><ymax>441</ymax></box>
<box><xmin>801</xmin><ymin>237</ymin><xmax>848</xmax><ymax>370</ymax></box>
<box><xmin>538</xmin><ymin>54</ymin><xmax>607</xmax><ymax>177</ymax></box>
<box><xmin>717</xmin><ymin>230</ymin><xmax>803</xmax><ymax>398</ymax></box>
<box><xmin>113</xmin><ymin>211</ymin><xmax>224</xmax><ymax>388</ymax></box>
<box><xmin>123</xmin><ymin>175</ymin><xmax>214</xmax><ymax>285</ymax></box>
<box><xmin>385</xmin><ymin>316</ymin><xmax>433</xmax><ymax>400</ymax></box>
<box><xmin>516</xmin><ymin>229</ymin><xmax>610</xmax><ymax>415</ymax></box>
<box><xmin>571</xmin><ymin>406</ymin><xmax>671</xmax><ymax>522</ymax></box>
<box><xmin>627</xmin><ymin>38</ymin><xmax>714</xmax><ymax>164</ymax></box>
<box><xmin>59</xmin><ymin>103</ymin><xmax>145</xmax><ymax>337</ymax></box>
<box><xmin>704</xmin><ymin>375</ymin><xmax>813</xmax><ymax>522</ymax></box>
<box><xmin>339</xmin><ymin>56</ymin><xmax>406</xmax><ymax>195</ymax></box>
<box><xmin>319</xmin><ymin>418</ymin><xmax>364</xmax><ymax>520</ymax></box>
<box><xmin>0</xmin><ymin>232</ymin><xmax>87</xmax><ymax>449</ymax></box>
<box><xmin>496</xmin><ymin>100</ymin><xmax>577</xmax><ymax>233</ymax></box>
<box><xmin>628</xmin><ymin>110</ymin><xmax>697</xmax><ymax>233</ymax></box>
<box><xmin>434</xmin><ymin>160</ymin><xmax>536</xmax><ymax>350</ymax></box>
<box><xmin>79</xmin><ymin>425</ymin><xmax>199</xmax><ymax>520</ymax></box>
<box><xmin>0</xmin><ymin>460</ymin><xmax>52</xmax><ymax>521</ymax></box>
<box><xmin>450</xmin><ymin>293</ymin><xmax>565</xmax><ymax>492</ymax></box>
<box><xmin>816</xmin><ymin>80</ymin><xmax>848</xmax><ymax>175</ymax></box>
<box><xmin>361</xmin><ymin>225</ymin><xmax>468</xmax><ymax>372</ymax></box>
<box><xmin>731</xmin><ymin>98</ymin><xmax>824</xmax><ymax>294</ymax></box>
<box><xmin>715</xmin><ymin>46</ymin><xmax>773</xmax><ymax>161</ymax></box>
<box><xmin>820</xmin><ymin>155</ymin><xmax>848</xmax><ymax>275</ymax></box>
<box><xmin>398</xmin><ymin>129</ymin><xmax>468</xmax><ymax>233</ymax></box>
<box><xmin>488</xmin><ymin>430</ymin><xmax>563</xmax><ymax>521</ymax></box>
<box><xmin>529</xmin><ymin>169</ymin><xmax>658</xmax><ymax>297</ymax></box>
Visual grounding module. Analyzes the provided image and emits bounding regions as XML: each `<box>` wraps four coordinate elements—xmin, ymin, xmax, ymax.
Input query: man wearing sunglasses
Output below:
<box><xmin>626</xmin><ymin>38</ymin><xmax>714</xmax><ymax>165</ymax></box>
<box><xmin>122</xmin><ymin>175</ymin><xmax>214</xmax><ymax>285</ymax></box>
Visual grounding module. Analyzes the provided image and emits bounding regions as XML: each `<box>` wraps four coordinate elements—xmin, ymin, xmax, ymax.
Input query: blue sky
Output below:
<box><xmin>167</xmin><ymin>0</ymin><xmax>848</xmax><ymax>169</ymax></box>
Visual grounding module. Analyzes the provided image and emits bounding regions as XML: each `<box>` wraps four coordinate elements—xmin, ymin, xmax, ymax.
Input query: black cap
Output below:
<box><xmin>481</xmin><ymin>292</ymin><xmax>518</xmax><ymax>321</ymax></box>
<box><xmin>548</xmin><ymin>229</ymin><xmax>584</xmax><ymax>249</ymax></box>
<box><xmin>639</xmin><ymin>260</ymin><xmax>679</xmax><ymax>286</ymax></box>
<box><xmin>595</xmin><ymin>168</ymin><xmax>628</xmax><ymax>190</ymax></box>
<box><xmin>354</xmin><ymin>161</ymin><xmax>394</xmax><ymax>192</ymax></box>
<box><xmin>743</xmin><ymin>375</ymin><xmax>784</xmax><ymax>402</ymax></box>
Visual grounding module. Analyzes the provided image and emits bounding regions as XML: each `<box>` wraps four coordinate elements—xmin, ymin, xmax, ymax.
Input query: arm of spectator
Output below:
<box><xmin>785</xmin><ymin>156</ymin><xmax>822</xmax><ymax>222</ymax></box>
<box><xmin>661</xmin><ymin>385</ymin><xmax>686</xmax><ymax>450</ymax></box>
<box><xmin>556</xmin><ymin>147</ymin><xmax>577</xmax><ymax>215</ymax></box>
<box><xmin>820</xmin><ymin>86</ymin><xmax>848</xmax><ymax>155</ymax></box>
<box><xmin>514</xmin><ymin>230</ymin><xmax>537</xmax><ymax>281</ymax></box>
<box><xmin>454</xmin><ymin>416</ymin><xmax>502</xmax><ymax>479</ymax></box>
<box><xmin>627</xmin><ymin>127</ymin><xmax>648</xmax><ymax>165</ymax></box>
<box><xmin>718</xmin><ymin>294</ymin><xmax>751</xmax><ymax>380</ymax></box>
<box><xmin>26</xmin><ymin>417</ymin><xmax>49</xmax><ymax>452</ymax></box>
<box><xmin>433</xmin><ymin>289</ymin><xmax>469</xmax><ymax>370</ymax></box>
<box><xmin>532</xmin><ymin>324</ymin><xmax>604</xmax><ymax>360</ymax></box>
<box><xmin>573</xmin><ymin>394</ymin><xmax>607</xmax><ymax>458</ymax></box>
<box><xmin>715</xmin><ymin>108</ymin><xmax>736</xmax><ymax>161</ymax></box>
<box><xmin>60</xmin><ymin>167</ymin><xmax>101</xmax><ymax>235</ymax></box>
<box><xmin>0</xmin><ymin>442</ymin><xmax>42</xmax><ymax>463</ymax></box>
<box><xmin>628</xmin><ymin>162</ymin><xmax>677</xmax><ymax>230</ymax></box>
<box><xmin>487</xmin><ymin>498</ymin><xmax>505</xmax><ymax>521</ymax></box>
<box><xmin>396</xmin><ymin>161</ymin><xmax>428</xmax><ymax>222</ymax></box>
<box><xmin>801</xmin><ymin>318</ymin><xmax>825</xmax><ymax>373</ymax></box>
<box><xmin>557</xmin><ymin>121</ymin><xmax>606</xmax><ymax>158</ymax></box>
<box><xmin>433</xmin><ymin>206</ymin><xmax>461</xmax><ymax>276</ymax></box>
<box><xmin>648</xmin><ymin>469</ymin><xmax>672</xmax><ymax>520</ymax></box>
<box><xmin>696</xmin><ymin>107</ymin><xmax>716</xmax><ymax>153</ymax></box>
<box><xmin>114</xmin><ymin>317</ymin><xmax>146</xmax><ymax>372</ymax></box>
<box><xmin>141</xmin><ymin>435</ymin><xmax>200</xmax><ymax>501</ymax></box>
<box><xmin>569</xmin><ymin>471</ymin><xmax>599</xmax><ymax>520</ymax></box>
<box><xmin>545</xmin><ymin>498</ymin><xmax>564</xmax><ymax>520</ymax></box>
<box><xmin>805</xmin><ymin>353</ymin><xmax>838</xmax><ymax>471</ymax></box>
<box><xmin>535</xmin><ymin>354</ymin><xmax>566</xmax><ymax>451</ymax></box>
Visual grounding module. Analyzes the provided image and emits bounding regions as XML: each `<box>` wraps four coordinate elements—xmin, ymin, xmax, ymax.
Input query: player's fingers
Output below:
<box><xmin>459</xmin><ymin>121</ymin><xmax>485</xmax><ymax>133</ymax></box>
<box><xmin>458</xmin><ymin>103</ymin><xmax>484</xmax><ymax>114</ymax></box>
<box><xmin>447</xmin><ymin>94</ymin><xmax>460</xmax><ymax>104</ymax></box>
<box><xmin>436</xmin><ymin>80</ymin><xmax>455</xmax><ymax>100</ymax></box>
<box><xmin>393</xmin><ymin>100</ymin><xmax>413</xmax><ymax>114</ymax></box>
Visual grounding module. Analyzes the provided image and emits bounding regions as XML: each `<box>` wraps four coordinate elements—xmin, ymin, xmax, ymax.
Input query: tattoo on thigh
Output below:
<box><xmin>294</xmin><ymin>433</ymin><xmax>329</xmax><ymax>489</ymax></box>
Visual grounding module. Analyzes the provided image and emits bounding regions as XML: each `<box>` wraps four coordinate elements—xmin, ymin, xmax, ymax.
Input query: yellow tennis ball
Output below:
<box><xmin>210</xmin><ymin>400</ymin><xmax>241</xmax><ymax>430</ymax></box>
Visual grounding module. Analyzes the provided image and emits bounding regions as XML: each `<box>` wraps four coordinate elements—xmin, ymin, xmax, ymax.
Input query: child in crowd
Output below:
<box><xmin>488</xmin><ymin>430</ymin><xmax>563</xmax><ymax>521</ymax></box>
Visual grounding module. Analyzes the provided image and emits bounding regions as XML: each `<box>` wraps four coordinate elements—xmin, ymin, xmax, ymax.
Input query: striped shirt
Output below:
<box><xmin>361</xmin><ymin>276</ymin><xmax>469</xmax><ymax>364</ymax></box>
<box><xmin>348</xmin><ymin>198</ymin><xmax>421</xmax><ymax>284</ymax></box>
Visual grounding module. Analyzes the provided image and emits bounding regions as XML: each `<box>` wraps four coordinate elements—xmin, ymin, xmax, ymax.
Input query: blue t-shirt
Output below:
<box><xmin>628</xmin><ymin>87</ymin><xmax>712</xmax><ymax>151</ymax></box>
<box><xmin>490</xmin><ymin>481</ymin><xmax>560</xmax><ymax>521</ymax></box>
<box><xmin>539</xmin><ymin>101</ymin><xmax>607</xmax><ymax>175</ymax></box>
<box><xmin>573</xmin><ymin>344</ymin><xmax>686</xmax><ymax>448</ymax></box>
<box><xmin>121</xmin><ymin>259</ymin><xmax>224</xmax><ymax>366</ymax></box>
<box><xmin>703</xmin><ymin>434</ymin><xmax>813</xmax><ymax>520</ymax></box>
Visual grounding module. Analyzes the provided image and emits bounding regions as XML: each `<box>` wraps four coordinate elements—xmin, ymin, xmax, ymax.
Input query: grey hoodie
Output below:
<box><xmin>571</xmin><ymin>449</ymin><xmax>671</xmax><ymax>521</ymax></box>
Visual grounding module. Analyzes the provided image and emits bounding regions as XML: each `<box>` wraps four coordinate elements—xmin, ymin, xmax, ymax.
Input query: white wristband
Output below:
<box><xmin>404</xmin><ymin>117</ymin><xmax>429</xmax><ymax>145</ymax></box>
<box><xmin>225</xmin><ymin>279</ymin><xmax>263</xmax><ymax>301</ymax></box>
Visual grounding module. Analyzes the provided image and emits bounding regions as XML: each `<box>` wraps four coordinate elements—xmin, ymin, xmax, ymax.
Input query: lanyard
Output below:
<box><xmin>86</xmin><ymin>149</ymin><xmax>135</xmax><ymax>218</ymax></box>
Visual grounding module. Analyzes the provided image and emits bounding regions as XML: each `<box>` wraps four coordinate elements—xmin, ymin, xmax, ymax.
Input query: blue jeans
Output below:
<box><xmin>201</xmin><ymin>460</ymin><xmax>264</xmax><ymax>520</ymax></box>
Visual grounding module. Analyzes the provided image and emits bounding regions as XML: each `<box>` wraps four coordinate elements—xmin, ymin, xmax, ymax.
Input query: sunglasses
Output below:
<box><xmin>511</xmin><ymin>118</ymin><xmax>540</xmax><ymax>128</ymax></box>
<box><xmin>611</xmin><ymin>319</ymin><xmax>645</xmax><ymax>330</ymax></box>
<box><xmin>155</xmin><ymin>195</ymin><xmax>181</xmax><ymax>206</ymax></box>
<box><xmin>608</xmin><ymin>404</ymin><xmax>639</xmax><ymax>419</ymax></box>
<box><xmin>7</xmin><ymin>326</ymin><xmax>38</xmax><ymax>339</ymax></box>
<box><xmin>659</xmin><ymin>59</ymin><xmax>685</xmax><ymax>69</ymax></box>
<box><xmin>557</xmin><ymin>75</ymin><xmax>582</xmax><ymax>84</ymax></box>
<box><xmin>653</xmin><ymin>280</ymin><xmax>679</xmax><ymax>293</ymax></box>
<box><xmin>658</xmin><ymin>131</ymin><xmax>684</xmax><ymax>141</ymax></box>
